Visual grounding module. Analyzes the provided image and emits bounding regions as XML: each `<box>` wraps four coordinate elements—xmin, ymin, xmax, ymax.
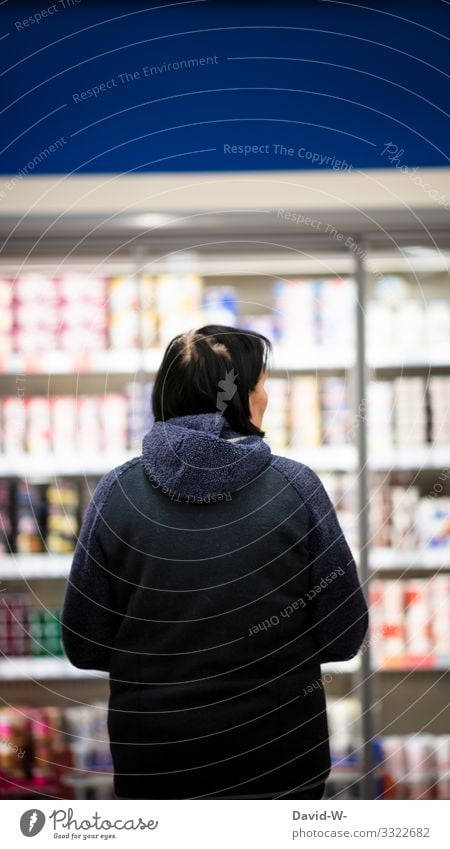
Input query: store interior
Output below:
<box><xmin>0</xmin><ymin>194</ymin><xmax>449</xmax><ymax>800</ymax></box>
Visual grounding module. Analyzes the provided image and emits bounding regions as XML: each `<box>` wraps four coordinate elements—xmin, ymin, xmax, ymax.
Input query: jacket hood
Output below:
<box><xmin>142</xmin><ymin>412</ymin><xmax>272</xmax><ymax>500</ymax></box>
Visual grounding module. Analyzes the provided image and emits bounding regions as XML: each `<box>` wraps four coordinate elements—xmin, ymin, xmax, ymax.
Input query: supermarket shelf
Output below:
<box><xmin>0</xmin><ymin>554</ymin><xmax>72</xmax><ymax>579</ymax></box>
<box><xmin>0</xmin><ymin>254</ymin><xmax>356</xmax><ymax>277</ymax></box>
<box><xmin>369</xmin><ymin>445</ymin><xmax>450</xmax><ymax>471</ymax></box>
<box><xmin>378</xmin><ymin>656</ymin><xmax>450</xmax><ymax>671</ymax></box>
<box><xmin>0</xmin><ymin>657</ymin><xmax>108</xmax><ymax>680</ymax></box>
<box><xmin>367</xmin><ymin>348</ymin><xmax>450</xmax><ymax>369</ymax></box>
<box><xmin>1</xmin><ymin>250</ymin><xmax>450</xmax><ymax>277</ymax></box>
<box><xmin>1</xmin><ymin>654</ymin><xmax>445</xmax><ymax>681</ymax></box>
<box><xmin>0</xmin><ymin>452</ymin><xmax>138</xmax><ymax>477</ymax></box>
<box><xmin>2</xmin><ymin>549</ymin><xmax>448</xmax><ymax>581</ymax></box>
<box><xmin>2</xmin><ymin>346</ymin><xmax>450</xmax><ymax>375</ymax></box>
<box><xmin>0</xmin><ymin>346</ymin><xmax>353</xmax><ymax>375</ymax></box>
<box><xmin>1</xmin><ymin>445</ymin><xmax>449</xmax><ymax>477</ymax></box>
<box><xmin>0</xmin><ymin>349</ymin><xmax>146</xmax><ymax>375</ymax></box>
<box><xmin>283</xmin><ymin>445</ymin><xmax>356</xmax><ymax>471</ymax></box>
<box><xmin>0</xmin><ymin>655</ymin><xmax>358</xmax><ymax>680</ymax></box>
<box><xmin>370</xmin><ymin>548</ymin><xmax>450</xmax><ymax>571</ymax></box>
<box><xmin>322</xmin><ymin>658</ymin><xmax>360</xmax><ymax>673</ymax></box>
<box><xmin>284</xmin><ymin>444</ymin><xmax>450</xmax><ymax>471</ymax></box>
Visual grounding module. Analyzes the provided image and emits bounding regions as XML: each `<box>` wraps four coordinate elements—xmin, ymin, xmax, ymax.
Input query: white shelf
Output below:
<box><xmin>1</xmin><ymin>445</ymin><xmax>448</xmax><ymax>477</ymax></box>
<box><xmin>370</xmin><ymin>548</ymin><xmax>450</xmax><ymax>571</ymax></box>
<box><xmin>0</xmin><ymin>656</ymin><xmax>108</xmax><ymax>680</ymax></box>
<box><xmin>282</xmin><ymin>445</ymin><xmax>356</xmax><ymax>471</ymax></box>
<box><xmin>2</xmin><ymin>345</ymin><xmax>450</xmax><ymax>375</ymax></box>
<box><xmin>369</xmin><ymin>445</ymin><xmax>450</xmax><ymax>471</ymax></box>
<box><xmin>0</xmin><ymin>346</ymin><xmax>352</xmax><ymax>375</ymax></box>
<box><xmin>377</xmin><ymin>657</ymin><xmax>450</xmax><ymax>672</ymax></box>
<box><xmin>1</xmin><ymin>250</ymin><xmax>450</xmax><ymax>277</ymax></box>
<box><xmin>283</xmin><ymin>444</ymin><xmax>450</xmax><ymax>471</ymax></box>
<box><xmin>270</xmin><ymin>347</ymin><xmax>354</xmax><ymax>371</ymax></box>
<box><xmin>367</xmin><ymin>347</ymin><xmax>450</xmax><ymax>369</ymax></box>
<box><xmin>322</xmin><ymin>658</ymin><xmax>360</xmax><ymax>673</ymax></box>
<box><xmin>0</xmin><ymin>655</ymin><xmax>356</xmax><ymax>681</ymax></box>
<box><xmin>0</xmin><ymin>451</ymin><xmax>137</xmax><ymax>477</ymax></box>
<box><xmin>0</xmin><ymin>554</ymin><xmax>72</xmax><ymax>579</ymax></box>
<box><xmin>2</xmin><ymin>549</ymin><xmax>447</xmax><ymax>581</ymax></box>
<box><xmin>0</xmin><ymin>349</ymin><xmax>145</xmax><ymax>375</ymax></box>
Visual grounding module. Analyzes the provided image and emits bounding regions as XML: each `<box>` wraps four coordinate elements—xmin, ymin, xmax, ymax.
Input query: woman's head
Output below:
<box><xmin>152</xmin><ymin>324</ymin><xmax>272</xmax><ymax>436</ymax></box>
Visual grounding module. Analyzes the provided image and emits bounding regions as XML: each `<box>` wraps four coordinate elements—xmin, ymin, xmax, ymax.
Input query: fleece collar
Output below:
<box><xmin>142</xmin><ymin>412</ymin><xmax>272</xmax><ymax>499</ymax></box>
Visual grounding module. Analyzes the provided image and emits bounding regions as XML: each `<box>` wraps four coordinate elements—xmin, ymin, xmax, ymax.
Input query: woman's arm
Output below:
<box><xmin>300</xmin><ymin>465</ymin><xmax>369</xmax><ymax>662</ymax></box>
<box><xmin>272</xmin><ymin>456</ymin><xmax>369</xmax><ymax>662</ymax></box>
<box><xmin>61</xmin><ymin>472</ymin><xmax>123</xmax><ymax>671</ymax></box>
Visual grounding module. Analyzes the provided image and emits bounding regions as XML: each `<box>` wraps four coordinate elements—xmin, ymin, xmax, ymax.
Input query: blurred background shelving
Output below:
<box><xmin>0</xmin><ymin>211</ymin><xmax>449</xmax><ymax>800</ymax></box>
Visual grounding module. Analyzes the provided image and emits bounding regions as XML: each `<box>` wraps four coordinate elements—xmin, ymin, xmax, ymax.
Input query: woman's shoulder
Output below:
<box><xmin>269</xmin><ymin>453</ymin><xmax>329</xmax><ymax>509</ymax></box>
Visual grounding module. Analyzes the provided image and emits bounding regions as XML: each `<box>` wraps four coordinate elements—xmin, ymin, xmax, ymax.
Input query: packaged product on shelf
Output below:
<box><xmin>238</xmin><ymin>314</ymin><xmax>277</xmax><ymax>342</ymax></box>
<box><xmin>389</xmin><ymin>486</ymin><xmax>420</xmax><ymax>549</ymax></box>
<box><xmin>108</xmin><ymin>276</ymin><xmax>141</xmax><ymax>349</ymax></box>
<box><xmin>46</xmin><ymin>481</ymin><xmax>79</xmax><ymax>554</ymax></box>
<box><xmin>141</xmin><ymin>276</ymin><xmax>158</xmax><ymax>346</ymax></box>
<box><xmin>13</xmin><ymin>274</ymin><xmax>59</xmax><ymax>353</ymax></box>
<box><xmin>76</xmin><ymin>396</ymin><xmax>101</xmax><ymax>453</ymax></box>
<box><xmin>321</xmin><ymin>376</ymin><xmax>352</xmax><ymax>445</ymax></box>
<box><xmin>29</xmin><ymin>607</ymin><xmax>63</xmax><ymax>657</ymax></box>
<box><xmin>403</xmin><ymin>735</ymin><xmax>437</xmax><ymax>800</ymax></box>
<box><xmin>202</xmin><ymin>286</ymin><xmax>238</xmax><ymax>326</ymax></box>
<box><xmin>381</xmin><ymin>734</ymin><xmax>450</xmax><ymax>801</ymax></box>
<box><xmin>367</xmin><ymin>300</ymin><xmax>396</xmax><ymax>353</ymax></box>
<box><xmin>28</xmin><ymin>706</ymin><xmax>66</xmax><ymax>782</ymax></box>
<box><xmin>63</xmin><ymin>703</ymin><xmax>113</xmax><ymax>772</ymax></box>
<box><xmin>0</xmin><ymin>707</ymin><xmax>32</xmax><ymax>782</ymax></box>
<box><xmin>263</xmin><ymin>377</ymin><xmax>289</xmax><ymax>451</ymax></box>
<box><xmin>15</xmin><ymin>483</ymin><xmax>46</xmax><ymax>553</ymax></box>
<box><xmin>321</xmin><ymin>473</ymin><xmax>358</xmax><ymax>554</ymax></box>
<box><xmin>380</xmin><ymin>736</ymin><xmax>409</xmax><ymax>800</ymax></box>
<box><xmin>290</xmin><ymin>376</ymin><xmax>321</xmax><ymax>447</ymax></box>
<box><xmin>0</xmin><ymin>593</ymin><xmax>32</xmax><ymax>656</ymax></box>
<box><xmin>100</xmin><ymin>394</ymin><xmax>128</xmax><ymax>452</ymax></box>
<box><xmin>109</xmin><ymin>275</ymin><xmax>157</xmax><ymax>349</ymax></box>
<box><xmin>370</xmin><ymin>578</ymin><xmax>450</xmax><ymax>665</ymax></box>
<box><xmin>416</xmin><ymin>497</ymin><xmax>450</xmax><ymax>548</ymax></box>
<box><xmin>394</xmin><ymin>377</ymin><xmax>427</xmax><ymax>445</ymax></box>
<box><xmin>319</xmin><ymin>277</ymin><xmax>355</xmax><ymax>349</ymax></box>
<box><xmin>0</xmin><ymin>279</ymin><xmax>13</xmax><ymax>358</ymax></box>
<box><xmin>404</xmin><ymin>580</ymin><xmax>431</xmax><ymax>657</ymax></box>
<box><xmin>2</xmin><ymin>397</ymin><xmax>26</xmax><ymax>453</ymax></box>
<box><xmin>125</xmin><ymin>381</ymin><xmax>154</xmax><ymax>449</ymax></box>
<box><xmin>58</xmin><ymin>274</ymin><xmax>107</xmax><ymax>352</ymax></box>
<box><xmin>0</xmin><ymin>481</ymin><xmax>12</xmax><ymax>554</ymax></box>
<box><xmin>327</xmin><ymin>697</ymin><xmax>361</xmax><ymax>768</ymax></box>
<box><xmin>273</xmin><ymin>279</ymin><xmax>318</xmax><ymax>348</ymax></box>
<box><xmin>381</xmin><ymin>580</ymin><xmax>404</xmax><ymax>661</ymax></box>
<box><xmin>367</xmin><ymin>580</ymin><xmax>386</xmax><ymax>665</ymax></box>
<box><xmin>425</xmin><ymin>300</ymin><xmax>450</xmax><ymax>348</ymax></box>
<box><xmin>26</xmin><ymin>397</ymin><xmax>52</xmax><ymax>454</ymax></box>
<box><xmin>429</xmin><ymin>575</ymin><xmax>450</xmax><ymax>657</ymax></box>
<box><xmin>155</xmin><ymin>274</ymin><xmax>204</xmax><ymax>346</ymax></box>
<box><xmin>369</xmin><ymin>479</ymin><xmax>393</xmax><ymax>548</ymax></box>
<box><xmin>428</xmin><ymin>376</ymin><xmax>450</xmax><ymax>444</ymax></box>
<box><xmin>396</xmin><ymin>301</ymin><xmax>426</xmax><ymax>350</ymax></box>
<box><xmin>51</xmin><ymin>396</ymin><xmax>77</xmax><ymax>454</ymax></box>
<box><xmin>367</xmin><ymin>381</ymin><xmax>394</xmax><ymax>452</ymax></box>
<box><xmin>434</xmin><ymin>736</ymin><xmax>450</xmax><ymax>800</ymax></box>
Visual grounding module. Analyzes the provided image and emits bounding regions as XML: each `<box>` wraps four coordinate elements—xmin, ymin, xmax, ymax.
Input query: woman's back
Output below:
<box><xmin>62</xmin><ymin>326</ymin><xmax>368</xmax><ymax>799</ymax></box>
<box><xmin>62</xmin><ymin>412</ymin><xmax>367</xmax><ymax>799</ymax></box>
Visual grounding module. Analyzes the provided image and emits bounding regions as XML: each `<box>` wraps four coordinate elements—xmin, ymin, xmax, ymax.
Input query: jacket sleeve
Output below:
<box><xmin>300</xmin><ymin>464</ymin><xmax>369</xmax><ymax>662</ymax></box>
<box><xmin>61</xmin><ymin>473</ymin><xmax>123</xmax><ymax>671</ymax></box>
